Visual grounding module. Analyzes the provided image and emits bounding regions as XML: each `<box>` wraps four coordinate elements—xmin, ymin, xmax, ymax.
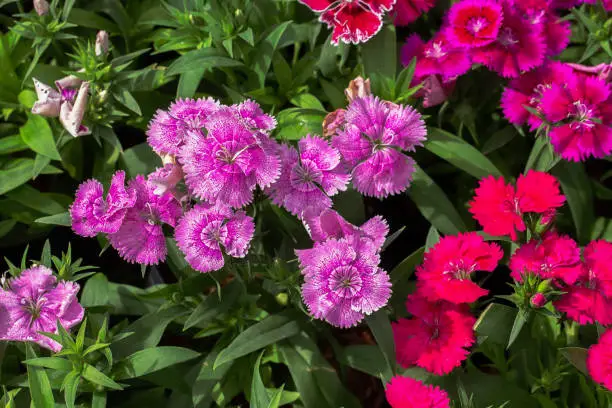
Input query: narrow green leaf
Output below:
<box><xmin>408</xmin><ymin>165</ymin><xmax>467</xmax><ymax>235</ymax></box>
<box><xmin>267</xmin><ymin>385</ymin><xmax>285</xmax><ymax>408</ymax></box>
<box><xmin>365</xmin><ymin>311</ymin><xmax>395</xmax><ymax>381</ymax></box>
<box><xmin>23</xmin><ymin>357</ymin><xmax>72</xmax><ymax>371</ymax></box>
<box><xmin>114</xmin><ymin>346</ymin><xmax>200</xmax><ymax>380</ymax></box>
<box><xmin>559</xmin><ymin>347</ymin><xmax>588</xmax><ymax>375</ymax></box>
<box><xmin>0</xmin><ymin>135</ymin><xmax>28</xmax><ymax>155</ymax></box>
<box><xmin>290</xmin><ymin>94</ymin><xmax>325</xmax><ymax>111</ymax></box>
<box><xmin>62</xmin><ymin>370</ymin><xmax>80</xmax><ymax>408</ymax></box>
<box><xmin>183</xmin><ymin>281</ymin><xmax>241</xmax><ymax>330</ymax></box>
<box><xmin>362</xmin><ymin>24</ymin><xmax>396</xmax><ymax>79</ymax></box>
<box><xmin>19</xmin><ymin>114</ymin><xmax>61</xmax><ymax>160</ymax></box>
<box><xmin>340</xmin><ymin>345</ymin><xmax>390</xmax><ymax>380</ymax></box>
<box><xmin>214</xmin><ymin>311</ymin><xmax>301</xmax><ymax>369</ymax></box>
<box><xmin>6</xmin><ymin>185</ymin><xmax>66</xmax><ymax>215</ymax></box>
<box><xmin>390</xmin><ymin>247</ymin><xmax>424</xmax><ymax>285</ymax></box>
<box><xmin>25</xmin><ymin>344</ymin><xmax>55</xmax><ymax>408</ymax></box>
<box><xmin>91</xmin><ymin>391</ymin><xmax>107</xmax><ymax>408</ymax></box>
<box><xmin>40</xmin><ymin>240</ymin><xmax>52</xmax><ymax>268</ymax></box>
<box><xmin>76</xmin><ymin>318</ymin><xmax>87</xmax><ymax>352</ymax></box>
<box><xmin>507</xmin><ymin>310</ymin><xmax>529</xmax><ymax>349</ymax></box>
<box><xmin>35</xmin><ymin>212</ymin><xmax>71</xmax><ymax>227</ymax></box>
<box><xmin>114</xmin><ymin>89</ymin><xmax>141</xmax><ymax>115</ymax></box>
<box><xmin>251</xmin><ymin>352</ymin><xmax>271</xmax><ymax>408</ymax></box>
<box><xmin>0</xmin><ymin>158</ymin><xmax>34</xmax><ymax>195</ymax></box>
<box><xmin>252</xmin><ymin>21</ymin><xmax>293</xmax><ymax>87</ymax></box>
<box><xmin>166</xmin><ymin>48</ymin><xmax>243</xmax><ymax>77</ymax></box>
<box><xmin>425</xmin><ymin>226</ymin><xmax>440</xmax><ymax>249</ymax></box>
<box><xmin>474</xmin><ymin>303</ymin><xmax>517</xmax><ymax>345</ymax></box>
<box><xmin>82</xmin><ymin>364</ymin><xmax>123</xmax><ymax>390</ymax></box>
<box><xmin>177</xmin><ymin>67</ymin><xmax>206</xmax><ymax>98</ymax></box>
<box><xmin>426</xmin><ymin>128</ymin><xmax>502</xmax><ymax>178</ymax></box>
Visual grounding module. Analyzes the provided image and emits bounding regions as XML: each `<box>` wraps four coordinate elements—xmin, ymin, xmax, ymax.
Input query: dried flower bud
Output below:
<box><xmin>34</xmin><ymin>0</ymin><xmax>49</xmax><ymax>16</ymax></box>
<box><xmin>95</xmin><ymin>31</ymin><xmax>109</xmax><ymax>56</ymax></box>
<box><xmin>322</xmin><ymin>109</ymin><xmax>346</xmax><ymax>138</ymax></box>
<box><xmin>530</xmin><ymin>293</ymin><xmax>547</xmax><ymax>308</ymax></box>
<box><xmin>344</xmin><ymin>76</ymin><xmax>371</xmax><ymax>102</ymax></box>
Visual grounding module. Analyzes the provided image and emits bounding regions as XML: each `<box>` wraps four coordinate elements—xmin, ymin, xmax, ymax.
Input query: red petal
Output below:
<box><xmin>323</xmin><ymin>3</ymin><xmax>383</xmax><ymax>45</ymax></box>
<box><xmin>366</xmin><ymin>0</ymin><xmax>397</xmax><ymax>14</ymax></box>
<box><xmin>298</xmin><ymin>0</ymin><xmax>333</xmax><ymax>12</ymax></box>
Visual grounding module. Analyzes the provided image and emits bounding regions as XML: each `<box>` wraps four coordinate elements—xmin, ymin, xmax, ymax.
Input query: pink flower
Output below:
<box><xmin>539</xmin><ymin>73</ymin><xmax>612</xmax><ymax>161</ymax></box>
<box><xmin>148</xmin><ymin>163</ymin><xmax>183</xmax><ymax>197</ymax></box>
<box><xmin>587</xmin><ymin>329</ymin><xmax>612</xmax><ymax>391</ymax></box>
<box><xmin>108</xmin><ymin>176</ymin><xmax>182</xmax><ymax>265</ymax></box>
<box><xmin>509</xmin><ymin>233</ymin><xmax>582</xmax><ymax>285</ymax></box>
<box><xmin>298</xmin><ymin>0</ymin><xmax>395</xmax><ymax>45</ymax></box>
<box><xmin>59</xmin><ymin>81</ymin><xmax>91</xmax><ymax>137</ymax></box>
<box><xmin>393</xmin><ymin>292</ymin><xmax>475</xmax><ymax>374</ymax></box>
<box><xmin>501</xmin><ymin>62</ymin><xmax>573</xmax><ymax>130</ymax></box>
<box><xmin>513</xmin><ymin>0</ymin><xmax>570</xmax><ymax>56</ymax></box>
<box><xmin>469</xmin><ymin>171</ymin><xmax>565</xmax><ymax>240</ymax></box>
<box><xmin>180</xmin><ymin>108</ymin><xmax>280</xmax><ymax>208</ymax></box>
<box><xmin>332</xmin><ymin>95</ymin><xmax>426</xmax><ymax>198</ymax></box>
<box><xmin>175</xmin><ymin>204</ymin><xmax>255</xmax><ymax>273</ymax></box>
<box><xmin>416</xmin><ymin>232</ymin><xmax>503</xmax><ymax>304</ymax></box>
<box><xmin>70</xmin><ymin>171</ymin><xmax>136</xmax><ymax>237</ymax></box>
<box><xmin>95</xmin><ymin>30</ymin><xmax>110</xmax><ymax>56</ymax></box>
<box><xmin>385</xmin><ymin>376</ymin><xmax>450</xmax><ymax>408</ymax></box>
<box><xmin>33</xmin><ymin>0</ymin><xmax>49</xmax><ymax>16</ymax></box>
<box><xmin>415</xmin><ymin>31</ymin><xmax>472</xmax><ymax>80</ymax></box>
<box><xmin>234</xmin><ymin>100</ymin><xmax>277</xmax><ymax>133</ymax></box>
<box><xmin>391</xmin><ymin>0</ymin><xmax>435</xmax><ymax>26</ymax></box>
<box><xmin>446</xmin><ymin>0</ymin><xmax>504</xmax><ymax>48</ymax></box>
<box><xmin>296</xmin><ymin>237</ymin><xmax>391</xmax><ymax>328</ymax></box>
<box><xmin>470</xmin><ymin>3</ymin><xmax>546</xmax><ymax>78</ymax></box>
<box><xmin>555</xmin><ymin>240</ymin><xmax>612</xmax><ymax>325</ymax></box>
<box><xmin>0</xmin><ymin>266</ymin><xmax>84</xmax><ymax>352</ymax></box>
<box><xmin>267</xmin><ymin>136</ymin><xmax>349</xmax><ymax>217</ymax></box>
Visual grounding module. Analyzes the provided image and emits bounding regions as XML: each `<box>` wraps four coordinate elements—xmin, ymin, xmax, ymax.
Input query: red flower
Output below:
<box><xmin>393</xmin><ymin>292</ymin><xmax>476</xmax><ymax>375</ymax></box>
<box><xmin>509</xmin><ymin>232</ymin><xmax>582</xmax><ymax>285</ymax></box>
<box><xmin>416</xmin><ymin>232</ymin><xmax>502</xmax><ymax>304</ymax></box>
<box><xmin>385</xmin><ymin>376</ymin><xmax>450</xmax><ymax>408</ymax></box>
<box><xmin>469</xmin><ymin>171</ymin><xmax>565</xmax><ymax>240</ymax></box>
<box><xmin>299</xmin><ymin>0</ymin><xmax>396</xmax><ymax>45</ymax></box>
<box><xmin>446</xmin><ymin>0</ymin><xmax>504</xmax><ymax>48</ymax></box>
<box><xmin>555</xmin><ymin>240</ymin><xmax>612</xmax><ymax>325</ymax></box>
<box><xmin>392</xmin><ymin>0</ymin><xmax>435</xmax><ymax>26</ymax></box>
<box><xmin>587</xmin><ymin>329</ymin><xmax>612</xmax><ymax>392</ymax></box>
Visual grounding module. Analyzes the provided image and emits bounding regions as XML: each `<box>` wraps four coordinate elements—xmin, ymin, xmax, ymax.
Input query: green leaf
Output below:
<box><xmin>390</xmin><ymin>246</ymin><xmax>424</xmax><ymax>285</ymax></box>
<box><xmin>166</xmin><ymin>48</ymin><xmax>243</xmax><ymax>77</ymax></box>
<box><xmin>267</xmin><ymin>385</ymin><xmax>285</xmax><ymax>408</ymax></box>
<box><xmin>19</xmin><ymin>114</ymin><xmax>61</xmax><ymax>160</ymax></box>
<box><xmin>425</xmin><ymin>226</ymin><xmax>440</xmax><ymax>249</ymax></box>
<box><xmin>177</xmin><ymin>67</ymin><xmax>206</xmax><ymax>98</ymax></box>
<box><xmin>365</xmin><ymin>311</ymin><xmax>395</xmax><ymax>381</ymax></box>
<box><xmin>0</xmin><ymin>158</ymin><xmax>34</xmax><ymax>195</ymax></box>
<box><xmin>82</xmin><ymin>364</ymin><xmax>122</xmax><ymax>390</ymax></box>
<box><xmin>114</xmin><ymin>89</ymin><xmax>142</xmax><ymax>115</ymax></box>
<box><xmin>524</xmin><ymin>137</ymin><xmax>559</xmax><ymax>172</ymax></box>
<box><xmin>251</xmin><ymin>352</ymin><xmax>271</xmax><ymax>408</ymax></box>
<box><xmin>114</xmin><ymin>347</ymin><xmax>199</xmax><ymax>380</ymax></box>
<box><xmin>276</xmin><ymin>108</ymin><xmax>325</xmax><ymax>140</ymax></box>
<box><xmin>290</xmin><ymin>94</ymin><xmax>325</xmax><ymax>111</ymax></box>
<box><xmin>507</xmin><ymin>309</ymin><xmax>529</xmax><ymax>349</ymax></box>
<box><xmin>362</xmin><ymin>24</ymin><xmax>396</xmax><ymax>80</ymax></box>
<box><xmin>559</xmin><ymin>347</ymin><xmax>588</xmax><ymax>375</ymax></box>
<box><xmin>426</xmin><ymin>128</ymin><xmax>502</xmax><ymax>178</ymax></box>
<box><xmin>482</xmin><ymin>127</ymin><xmax>518</xmax><ymax>155</ymax></box>
<box><xmin>214</xmin><ymin>311</ymin><xmax>302</xmax><ymax>369</ymax></box>
<box><xmin>25</xmin><ymin>344</ymin><xmax>55</xmax><ymax>408</ymax></box>
<box><xmin>68</xmin><ymin>8</ymin><xmax>120</xmax><ymax>32</ymax></box>
<box><xmin>408</xmin><ymin>165</ymin><xmax>467</xmax><ymax>235</ymax></box>
<box><xmin>121</xmin><ymin>142</ymin><xmax>160</xmax><ymax>178</ymax></box>
<box><xmin>61</xmin><ymin>370</ymin><xmax>80</xmax><ymax>408</ymax></box>
<box><xmin>0</xmin><ymin>135</ymin><xmax>28</xmax><ymax>155</ymax></box>
<box><xmin>252</xmin><ymin>21</ymin><xmax>293</xmax><ymax>87</ymax></box>
<box><xmin>23</xmin><ymin>357</ymin><xmax>73</xmax><ymax>371</ymax></box>
<box><xmin>183</xmin><ymin>281</ymin><xmax>242</xmax><ymax>330</ymax></box>
<box><xmin>91</xmin><ymin>391</ymin><xmax>107</xmax><ymax>408</ymax></box>
<box><xmin>35</xmin><ymin>212</ymin><xmax>71</xmax><ymax>227</ymax></box>
<box><xmin>553</xmin><ymin>161</ymin><xmax>594</xmax><ymax>244</ymax></box>
<box><xmin>474</xmin><ymin>303</ymin><xmax>517</xmax><ymax>345</ymax></box>
<box><xmin>6</xmin><ymin>185</ymin><xmax>66</xmax><ymax>215</ymax></box>
<box><xmin>340</xmin><ymin>345</ymin><xmax>390</xmax><ymax>380</ymax></box>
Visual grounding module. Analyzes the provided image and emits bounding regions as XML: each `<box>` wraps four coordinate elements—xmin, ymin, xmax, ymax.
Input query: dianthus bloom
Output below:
<box><xmin>108</xmin><ymin>176</ymin><xmax>182</xmax><ymax>265</ymax></box>
<box><xmin>298</xmin><ymin>0</ymin><xmax>395</xmax><ymax>45</ymax></box>
<box><xmin>385</xmin><ymin>376</ymin><xmax>450</xmax><ymax>408</ymax></box>
<box><xmin>180</xmin><ymin>107</ymin><xmax>280</xmax><ymax>208</ymax></box>
<box><xmin>587</xmin><ymin>329</ymin><xmax>612</xmax><ymax>392</ymax></box>
<box><xmin>175</xmin><ymin>204</ymin><xmax>254</xmax><ymax>273</ymax></box>
<box><xmin>469</xmin><ymin>170</ymin><xmax>565</xmax><ymax>240</ymax></box>
<box><xmin>302</xmin><ymin>208</ymin><xmax>388</xmax><ymax>248</ymax></box>
<box><xmin>470</xmin><ymin>2</ymin><xmax>545</xmax><ymax>78</ymax></box>
<box><xmin>513</xmin><ymin>0</ymin><xmax>571</xmax><ymax>57</ymax></box>
<box><xmin>407</xmin><ymin>32</ymin><xmax>472</xmax><ymax>81</ymax></box>
<box><xmin>0</xmin><ymin>266</ymin><xmax>84</xmax><ymax>352</ymax></box>
<box><xmin>332</xmin><ymin>95</ymin><xmax>426</xmax><ymax>198</ymax></box>
<box><xmin>509</xmin><ymin>232</ymin><xmax>582</xmax><ymax>285</ymax></box>
<box><xmin>555</xmin><ymin>240</ymin><xmax>612</xmax><ymax>325</ymax></box>
<box><xmin>501</xmin><ymin>62</ymin><xmax>573</xmax><ymax>130</ymax></box>
<box><xmin>416</xmin><ymin>232</ymin><xmax>502</xmax><ymax>304</ymax></box>
<box><xmin>267</xmin><ymin>136</ymin><xmax>349</xmax><ymax>217</ymax></box>
<box><xmin>70</xmin><ymin>171</ymin><xmax>136</xmax><ymax>237</ymax></box>
<box><xmin>393</xmin><ymin>292</ymin><xmax>475</xmax><ymax>374</ymax></box>
<box><xmin>296</xmin><ymin>217</ymin><xmax>391</xmax><ymax>328</ymax></box>
<box><xmin>539</xmin><ymin>72</ymin><xmax>612</xmax><ymax>161</ymax></box>
<box><xmin>147</xmin><ymin>97</ymin><xmax>219</xmax><ymax>156</ymax></box>
<box><xmin>446</xmin><ymin>0</ymin><xmax>503</xmax><ymax>48</ymax></box>
<box><xmin>392</xmin><ymin>0</ymin><xmax>435</xmax><ymax>26</ymax></box>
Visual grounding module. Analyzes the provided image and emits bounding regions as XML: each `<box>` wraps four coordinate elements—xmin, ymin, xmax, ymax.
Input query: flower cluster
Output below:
<box><xmin>0</xmin><ymin>266</ymin><xmax>84</xmax><ymax>352</ymax></box>
<box><xmin>296</xmin><ymin>209</ymin><xmax>392</xmax><ymax>327</ymax></box>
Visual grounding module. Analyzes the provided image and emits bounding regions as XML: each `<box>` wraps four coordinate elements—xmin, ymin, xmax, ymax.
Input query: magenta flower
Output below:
<box><xmin>332</xmin><ymin>95</ymin><xmax>426</xmax><ymax>198</ymax></box>
<box><xmin>392</xmin><ymin>0</ymin><xmax>436</xmax><ymax>26</ymax></box>
<box><xmin>59</xmin><ymin>81</ymin><xmax>91</xmax><ymax>137</ymax></box>
<box><xmin>180</xmin><ymin>108</ymin><xmax>280</xmax><ymax>208</ymax></box>
<box><xmin>234</xmin><ymin>100</ymin><xmax>277</xmax><ymax>133</ymax></box>
<box><xmin>175</xmin><ymin>203</ymin><xmax>255</xmax><ymax>273</ymax></box>
<box><xmin>267</xmin><ymin>136</ymin><xmax>350</xmax><ymax>217</ymax></box>
<box><xmin>108</xmin><ymin>176</ymin><xmax>182</xmax><ymax>265</ymax></box>
<box><xmin>513</xmin><ymin>0</ymin><xmax>570</xmax><ymax>57</ymax></box>
<box><xmin>540</xmin><ymin>73</ymin><xmax>612</xmax><ymax>161</ymax></box>
<box><xmin>296</xmin><ymin>237</ymin><xmax>391</xmax><ymax>328</ymax></box>
<box><xmin>70</xmin><ymin>171</ymin><xmax>136</xmax><ymax>237</ymax></box>
<box><xmin>446</xmin><ymin>0</ymin><xmax>504</xmax><ymax>48</ymax></box>
<box><xmin>414</xmin><ymin>31</ymin><xmax>472</xmax><ymax>80</ymax></box>
<box><xmin>0</xmin><ymin>266</ymin><xmax>84</xmax><ymax>352</ymax></box>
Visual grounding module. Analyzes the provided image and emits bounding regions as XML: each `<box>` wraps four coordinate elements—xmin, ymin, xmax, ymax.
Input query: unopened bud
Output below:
<box><xmin>34</xmin><ymin>0</ymin><xmax>49</xmax><ymax>16</ymax></box>
<box><xmin>530</xmin><ymin>293</ymin><xmax>547</xmax><ymax>308</ymax></box>
<box><xmin>344</xmin><ymin>76</ymin><xmax>371</xmax><ymax>102</ymax></box>
<box><xmin>322</xmin><ymin>109</ymin><xmax>346</xmax><ymax>138</ymax></box>
<box><xmin>95</xmin><ymin>31</ymin><xmax>109</xmax><ymax>56</ymax></box>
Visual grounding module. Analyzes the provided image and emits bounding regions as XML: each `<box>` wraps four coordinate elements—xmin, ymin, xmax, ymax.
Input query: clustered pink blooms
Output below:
<box><xmin>391</xmin><ymin>0</ymin><xmax>436</xmax><ymax>26</ymax></box>
<box><xmin>296</xmin><ymin>210</ymin><xmax>391</xmax><ymax>328</ymax></box>
<box><xmin>0</xmin><ymin>266</ymin><xmax>84</xmax><ymax>352</ymax></box>
<box><xmin>385</xmin><ymin>375</ymin><xmax>450</xmax><ymax>408</ymax></box>
<box><xmin>469</xmin><ymin>170</ymin><xmax>565</xmax><ymax>240</ymax></box>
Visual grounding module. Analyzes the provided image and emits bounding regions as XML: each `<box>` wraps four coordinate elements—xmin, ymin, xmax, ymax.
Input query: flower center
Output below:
<box><xmin>443</xmin><ymin>260</ymin><xmax>475</xmax><ymax>280</ymax></box>
<box><xmin>329</xmin><ymin>266</ymin><xmax>362</xmax><ymax>298</ymax></box>
<box><xmin>200</xmin><ymin>220</ymin><xmax>227</xmax><ymax>249</ymax></box>
<box><xmin>290</xmin><ymin>160</ymin><xmax>323</xmax><ymax>192</ymax></box>
<box><xmin>61</xmin><ymin>88</ymin><xmax>77</xmax><ymax>102</ymax></box>
<box><xmin>425</xmin><ymin>42</ymin><xmax>447</xmax><ymax>59</ymax></box>
<box><xmin>467</xmin><ymin>17</ymin><xmax>488</xmax><ymax>34</ymax></box>
<box><xmin>92</xmin><ymin>196</ymin><xmax>107</xmax><ymax>218</ymax></box>
<box><xmin>21</xmin><ymin>296</ymin><xmax>46</xmax><ymax>323</ymax></box>
<box><xmin>499</xmin><ymin>27</ymin><xmax>518</xmax><ymax>47</ymax></box>
<box><xmin>570</xmin><ymin>101</ymin><xmax>596</xmax><ymax>130</ymax></box>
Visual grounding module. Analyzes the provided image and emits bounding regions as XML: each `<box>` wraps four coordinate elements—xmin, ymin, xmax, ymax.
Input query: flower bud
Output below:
<box><xmin>95</xmin><ymin>30</ymin><xmax>109</xmax><ymax>56</ymax></box>
<box><xmin>344</xmin><ymin>76</ymin><xmax>371</xmax><ymax>102</ymax></box>
<box><xmin>34</xmin><ymin>0</ymin><xmax>49</xmax><ymax>16</ymax></box>
<box><xmin>530</xmin><ymin>293</ymin><xmax>547</xmax><ymax>308</ymax></box>
<box><xmin>322</xmin><ymin>109</ymin><xmax>345</xmax><ymax>138</ymax></box>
